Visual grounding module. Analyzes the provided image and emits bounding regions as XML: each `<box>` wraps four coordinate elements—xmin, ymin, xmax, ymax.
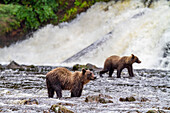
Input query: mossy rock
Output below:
<box><xmin>72</xmin><ymin>64</ymin><xmax>88</xmax><ymax>71</ymax></box>
<box><xmin>51</xmin><ymin>104</ymin><xmax>74</xmax><ymax>113</ymax></box>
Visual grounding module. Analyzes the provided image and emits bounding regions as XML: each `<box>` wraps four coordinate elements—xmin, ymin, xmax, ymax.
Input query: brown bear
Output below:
<box><xmin>100</xmin><ymin>54</ymin><xmax>141</xmax><ymax>78</ymax></box>
<box><xmin>46</xmin><ymin>67</ymin><xmax>96</xmax><ymax>98</ymax></box>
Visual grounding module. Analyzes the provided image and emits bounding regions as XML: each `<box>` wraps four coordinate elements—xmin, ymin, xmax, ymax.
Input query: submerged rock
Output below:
<box><xmin>85</xmin><ymin>94</ymin><xmax>113</xmax><ymax>104</ymax></box>
<box><xmin>50</xmin><ymin>104</ymin><xmax>74</xmax><ymax>113</ymax></box>
<box><xmin>119</xmin><ymin>96</ymin><xmax>136</xmax><ymax>102</ymax></box>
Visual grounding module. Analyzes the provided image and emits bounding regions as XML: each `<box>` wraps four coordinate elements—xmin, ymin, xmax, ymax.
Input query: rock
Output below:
<box><xmin>119</xmin><ymin>96</ymin><xmax>136</xmax><ymax>102</ymax></box>
<box><xmin>24</xmin><ymin>99</ymin><xmax>38</xmax><ymax>105</ymax></box>
<box><xmin>50</xmin><ymin>104</ymin><xmax>74</xmax><ymax>113</ymax></box>
<box><xmin>85</xmin><ymin>94</ymin><xmax>113</xmax><ymax>104</ymax></box>
<box><xmin>86</xmin><ymin>63</ymin><xmax>101</xmax><ymax>71</ymax></box>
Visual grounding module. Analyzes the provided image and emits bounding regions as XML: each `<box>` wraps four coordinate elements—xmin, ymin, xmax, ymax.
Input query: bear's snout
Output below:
<box><xmin>92</xmin><ymin>76</ymin><xmax>97</xmax><ymax>80</ymax></box>
<box><xmin>137</xmin><ymin>60</ymin><xmax>141</xmax><ymax>63</ymax></box>
<box><xmin>90</xmin><ymin>74</ymin><xmax>96</xmax><ymax>80</ymax></box>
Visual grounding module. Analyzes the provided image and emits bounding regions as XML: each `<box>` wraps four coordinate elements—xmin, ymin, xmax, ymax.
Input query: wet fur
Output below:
<box><xmin>46</xmin><ymin>67</ymin><xmax>94</xmax><ymax>98</ymax></box>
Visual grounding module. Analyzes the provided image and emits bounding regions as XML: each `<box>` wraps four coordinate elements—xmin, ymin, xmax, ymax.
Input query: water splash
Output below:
<box><xmin>0</xmin><ymin>0</ymin><xmax>170</xmax><ymax>69</ymax></box>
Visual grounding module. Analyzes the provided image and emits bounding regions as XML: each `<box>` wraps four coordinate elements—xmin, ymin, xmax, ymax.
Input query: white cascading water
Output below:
<box><xmin>0</xmin><ymin>0</ymin><xmax>170</xmax><ymax>69</ymax></box>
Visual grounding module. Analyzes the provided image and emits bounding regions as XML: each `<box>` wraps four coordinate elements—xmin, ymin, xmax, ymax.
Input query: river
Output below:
<box><xmin>0</xmin><ymin>68</ymin><xmax>170</xmax><ymax>113</ymax></box>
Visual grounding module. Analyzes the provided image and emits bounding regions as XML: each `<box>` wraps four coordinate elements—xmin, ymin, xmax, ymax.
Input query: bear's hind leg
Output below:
<box><xmin>99</xmin><ymin>70</ymin><xmax>108</xmax><ymax>77</ymax></box>
<box><xmin>117</xmin><ymin>67</ymin><xmax>123</xmax><ymax>78</ymax></box>
<box><xmin>53</xmin><ymin>85</ymin><xmax>62</xmax><ymax>98</ymax></box>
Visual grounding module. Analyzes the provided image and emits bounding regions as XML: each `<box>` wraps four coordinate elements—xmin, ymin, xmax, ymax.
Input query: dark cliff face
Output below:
<box><xmin>0</xmin><ymin>0</ymin><xmax>112</xmax><ymax>48</ymax></box>
<box><xmin>0</xmin><ymin>28</ymin><xmax>25</xmax><ymax>48</ymax></box>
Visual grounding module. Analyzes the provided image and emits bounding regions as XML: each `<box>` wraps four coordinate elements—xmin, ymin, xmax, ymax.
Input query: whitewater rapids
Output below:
<box><xmin>0</xmin><ymin>0</ymin><xmax>170</xmax><ymax>70</ymax></box>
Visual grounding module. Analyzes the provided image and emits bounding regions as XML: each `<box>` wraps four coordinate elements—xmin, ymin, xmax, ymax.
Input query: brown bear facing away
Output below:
<box><xmin>46</xmin><ymin>67</ymin><xmax>96</xmax><ymax>98</ymax></box>
<box><xmin>100</xmin><ymin>54</ymin><xmax>141</xmax><ymax>78</ymax></box>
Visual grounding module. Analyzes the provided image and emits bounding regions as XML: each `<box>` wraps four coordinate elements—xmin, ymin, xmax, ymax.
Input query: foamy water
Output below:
<box><xmin>0</xmin><ymin>0</ymin><xmax>170</xmax><ymax>69</ymax></box>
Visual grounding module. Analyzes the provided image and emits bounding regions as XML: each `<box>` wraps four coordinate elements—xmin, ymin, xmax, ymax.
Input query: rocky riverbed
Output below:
<box><xmin>0</xmin><ymin>63</ymin><xmax>170</xmax><ymax>113</ymax></box>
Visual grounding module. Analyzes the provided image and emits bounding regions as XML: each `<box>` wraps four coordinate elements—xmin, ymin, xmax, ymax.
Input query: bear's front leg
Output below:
<box><xmin>71</xmin><ymin>83</ymin><xmax>83</xmax><ymax>97</ymax></box>
<box><xmin>109</xmin><ymin>69</ymin><xmax>114</xmax><ymax>77</ymax></box>
<box><xmin>127</xmin><ymin>66</ymin><xmax>134</xmax><ymax>77</ymax></box>
<box><xmin>47</xmin><ymin>88</ymin><xmax>54</xmax><ymax>98</ymax></box>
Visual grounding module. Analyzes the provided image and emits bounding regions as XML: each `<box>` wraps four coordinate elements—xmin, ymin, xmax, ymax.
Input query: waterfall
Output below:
<box><xmin>0</xmin><ymin>0</ymin><xmax>170</xmax><ymax>69</ymax></box>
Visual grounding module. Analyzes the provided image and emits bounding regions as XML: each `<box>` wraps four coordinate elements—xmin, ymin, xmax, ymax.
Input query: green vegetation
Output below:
<box><xmin>1</xmin><ymin>0</ymin><xmax>58</xmax><ymax>31</ymax></box>
<box><xmin>0</xmin><ymin>4</ymin><xmax>21</xmax><ymax>35</ymax></box>
<box><xmin>0</xmin><ymin>0</ymin><xmax>112</xmax><ymax>46</ymax></box>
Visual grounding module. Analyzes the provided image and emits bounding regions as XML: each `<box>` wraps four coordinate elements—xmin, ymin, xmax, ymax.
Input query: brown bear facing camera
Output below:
<box><xmin>100</xmin><ymin>54</ymin><xmax>141</xmax><ymax>78</ymax></box>
<box><xmin>46</xmin><ymin>67</ymin><xmax>96</xmax><ymax>98</ymax></box>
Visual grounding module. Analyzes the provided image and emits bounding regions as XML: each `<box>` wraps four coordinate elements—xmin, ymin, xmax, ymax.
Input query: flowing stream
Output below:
<box><xmin>0</xmin><ymin>69</ymin><xmax>170</xmax><ymax>112</ymax></box>
<box><xmin>0</xmin><ymin>0</ymin><xmax>170</xmax><ymax>112</ymax></box>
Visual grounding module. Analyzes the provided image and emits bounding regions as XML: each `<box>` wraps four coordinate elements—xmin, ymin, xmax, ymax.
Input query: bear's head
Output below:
<box><xmin>82</xmin><ymin>68</ymin><xmax>96</xmax><ymax>84</ymax></box>
<box><xmin>131</xmin><ymin>54</ymin><xmax>141</xmax><ymax>64</ymax></box>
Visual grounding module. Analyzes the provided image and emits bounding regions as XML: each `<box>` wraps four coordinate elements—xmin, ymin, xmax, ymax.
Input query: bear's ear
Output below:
<box><xmin>82</xmin><ymin>68</ymin><xmax>86</xmax><ymax>75</ymax></box>
<box><xmin>131</xmin><ymin>54</ymin><xmax>135</xmax><ymax>59</ymax></box>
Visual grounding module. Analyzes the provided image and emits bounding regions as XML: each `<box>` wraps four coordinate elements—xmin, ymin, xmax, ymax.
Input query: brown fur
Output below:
<box><xmin>46</xmin><ymin>67</ymin><xmax>96</xmax><ymax>98</ymax></box>
<box><xmin>100</xmin><ymin>54</ymin><xmax>141</xmax><ymax>78</ymax></box>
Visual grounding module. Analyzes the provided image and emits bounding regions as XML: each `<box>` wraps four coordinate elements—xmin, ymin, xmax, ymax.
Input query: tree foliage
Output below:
<box><xmin>2</xmin><ymin>0</ymin><xmax>58</xmax><ymax>30</ymax></box>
